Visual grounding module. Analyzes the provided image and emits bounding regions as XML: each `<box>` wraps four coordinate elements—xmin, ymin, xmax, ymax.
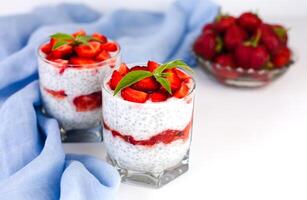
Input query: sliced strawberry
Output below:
<box><xmin>109</xmin><ymin>70</ymin><xmax>123</xmax><ymax>90</ymax></box>
<box><xmin>147</xmin><ymin>61</ymin><xmax>160</xmax><ymax>72</ymax></box>
<box><xmin>72</xmin><ymin>30</ymin><xmax>86</xmax><ymax>37</ymax></box>
<box><xmin>48</xmin><ymin>44</ymin><xmax>73</xmax><ymax>59</ymax></box>
<box><xmin>44</xmin><ymin>88</ymin><xmax>67</xmax><ymax>99</ymax></box>
<box><xmin>101</xmin><ymin>42</ymin><xmax>118</xmax><ymax>52</ymax></box>
<box><xmin>75</xmin><ymin>41</ymin><xmax>102</xmax><ymax>58</ymax></box>
<box><xmin>118</xmin><ymin>63</ymin><xmax>129</xmax><ymax>76</ymax></box>
<box><xmin>150</xmin><ymin>91</ymin><xmax>168</xmax><ymax>102</ymax></box>
<box><xmin>174</xmin><ymin>68</ymin><xmax>191</xmax><ymax>82</ymax></box>
<box><xmin>165</xmin><ymin>69</ymin><xmax>181</xmax><ymax>92</ymax></box>
<box><xmin>174</xmin><ymin>83</ymin><xmax>189</xmax><ymax>98</ymax></box>
<box><xmin>73</xmin><ymin>91</ymin><xmax>102</xmax><ymax>112</ymax></box>
<box><xmin>121</xmin><ymin>87</ymin><xmax>148</xmax><ymax>103</ymax></box>
<box><xmin>69</xmin><ymin>57</ymin><xmax>96</xmax><ymax>67</ymax></box>
<box><xmin>131</xmin><ymin>77</ymin><xmax>159</xmax><ymax>92</ymax></box>
<box><xmin>95</xmin><ymin>50</ymin><xmax>110</xmax><ymax>62</ymax></box>
<box><xmin>92</xmin><ymin>32</ymin><xmax>107</xmax><ymax>44</ymax></box>
<box><xmin>40</xmin><ymin>43</ymin><xmax>52</xmax><ymax>54</ymax></box>
<box><xmin>129</xmin><ymin>66</ymin><xmax>148</xmax><ymax>71</ymax></box>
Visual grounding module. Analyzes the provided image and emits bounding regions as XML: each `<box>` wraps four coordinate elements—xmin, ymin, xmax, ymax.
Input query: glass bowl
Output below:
<box><xmin>195</xmin><ymin>54</ymin><xmax>294</xmax><ymax>88</ymax></box>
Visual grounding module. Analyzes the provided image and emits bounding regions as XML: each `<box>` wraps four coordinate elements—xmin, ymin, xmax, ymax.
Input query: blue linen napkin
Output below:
<box><xmin>0</xmin><ymin>0</ymin><xmax>219</xmax><ymax>199</ymax></box>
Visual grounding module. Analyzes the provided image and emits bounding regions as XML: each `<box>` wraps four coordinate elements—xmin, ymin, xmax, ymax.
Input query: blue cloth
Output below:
<box><xmin>0</xmin><ymin>0</ymin><xmax>219</xmax><ymax>199</ymax></box>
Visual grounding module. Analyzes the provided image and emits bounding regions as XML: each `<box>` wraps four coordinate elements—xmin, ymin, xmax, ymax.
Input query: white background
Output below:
<box><xmin>1</xmin><ymin>1</ymin><xmax>307</xmax><ymax>200</ymax></box>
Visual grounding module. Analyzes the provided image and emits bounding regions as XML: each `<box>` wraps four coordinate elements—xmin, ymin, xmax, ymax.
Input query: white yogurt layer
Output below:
<box><xmin>102</xmin><ymin>70</ymin><xmax>195</xmax><ymax>173</ymax></box>
<box><xmin>103</xmin><ymin>129</ymin><xmax>191</xmax><ymax>173</ymax></box>
<box><xmin>38</xmin><ymin>50</ymin><xmax>121</xmax><ymax>130</ymax></box>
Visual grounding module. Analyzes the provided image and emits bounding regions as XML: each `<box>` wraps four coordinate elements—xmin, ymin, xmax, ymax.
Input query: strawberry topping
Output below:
<box><xmin>73</xmin><ymin>91</ymin><xmax>102</xmax><ymax>112</ymax></box>
<box><xmin>121</xmin><ymin>87</ymin><xmax>149</xmax><ymax>103</ymax></box>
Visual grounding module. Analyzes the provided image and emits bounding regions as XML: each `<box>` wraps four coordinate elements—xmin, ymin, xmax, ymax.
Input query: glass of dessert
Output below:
<box><xmin>38</xmin><ymin>30</ymin><xmax>121</xmax><ymax>142</ymax></box>
<box><xmin>193</xmin><ymin>12</ymin><xmax>294</xmax><ymax>87</ymax></box>
<box><xmin>101</xmin><ymin>60</ymin><xmax>195</xmax><ymax>187</ymax></box>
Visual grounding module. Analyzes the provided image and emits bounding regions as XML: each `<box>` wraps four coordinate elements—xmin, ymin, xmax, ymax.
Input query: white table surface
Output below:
<box><xmin>1</xmin><ymin>1</ymin><xmax>307</xmax><ymax>200</ymax></box>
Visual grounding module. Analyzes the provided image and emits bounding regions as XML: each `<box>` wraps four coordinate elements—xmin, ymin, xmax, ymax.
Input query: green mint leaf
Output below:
<box><xmin>114</xmin><ymin>70</ymin><xmax>153</xmax><ymax>95</ymax></box>
<box><xmin>154</xmin><ymin>60</ymin><xmax>194</xmax><ymax>75</ymax></box>
<box><xmin>154</xmin><ymin>76</ymin><xmax>172</xmax><ymax>94</ymax></box>
<box><xmin>50</xmin><ymin>33</ymin><xmax>74</xmax><ymax>41</ymax></box>
<box><xmin>52</xmin><ymin>40</ymin><xmax>69</xmax><ymax>50</ymax></box>
<box><xmin>75</xmin><ymin>35</ymin><xmax>92</xmax><ymax>45</ymax></box>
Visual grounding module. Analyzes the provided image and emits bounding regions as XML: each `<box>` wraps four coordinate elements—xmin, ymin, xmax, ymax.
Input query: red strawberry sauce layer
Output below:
<box><xmin>44</xmin><ymin>87</ymin><xmax>67</xmax><ymax>99</ymax></box>
<box><xmin>103</xmin><ymin>121</ymin><xmax>192</xmax><ymax>147</ymax></box>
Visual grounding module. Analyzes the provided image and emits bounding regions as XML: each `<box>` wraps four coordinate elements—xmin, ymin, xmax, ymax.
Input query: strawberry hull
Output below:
<box><xmin>38</xmin><ymin>43</ymin><xmax>121</xmax><ymax>130</ymax></box>
<box><xmin>102</xmin><ymin>67</ymin><xmax>195</xmax><ymax>186</ymax></box>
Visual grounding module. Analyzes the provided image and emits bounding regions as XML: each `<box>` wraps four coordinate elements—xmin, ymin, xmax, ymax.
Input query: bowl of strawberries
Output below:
<box><xmin>193</xmin><ymin>12</ymin><xmax>294</xmax><ymax>87</ymax></box>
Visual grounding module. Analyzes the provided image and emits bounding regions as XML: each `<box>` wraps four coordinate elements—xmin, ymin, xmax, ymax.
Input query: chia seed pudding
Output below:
<box><xmin>38</xmin><ymin>30</ymin><xmax>121</xmax><ymax>131</ymax></box>
<box><xmin>101</xmin><ymin>61</ymin><xmax>195</xmax><ymax>187</ymax></box>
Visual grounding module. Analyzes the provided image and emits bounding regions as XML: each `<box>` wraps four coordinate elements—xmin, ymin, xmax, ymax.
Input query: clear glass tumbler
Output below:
<box><xmin>101</xmin><ymin>66</ymin><xmax>195</xmax><ymax>187</ymax></box>
<box><xmin>37</xmin><ymin>42</ymin><xmax>121</xmax><ymax>142</ymax></box>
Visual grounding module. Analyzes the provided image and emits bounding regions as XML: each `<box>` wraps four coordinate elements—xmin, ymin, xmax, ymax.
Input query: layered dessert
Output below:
<box><xmin>102</xmin><ymin>60</ymin><xmax>195</xmax><ymax>186</ymax></box>
<box><xmin>38</xmin><ymin>30</ymin><xmax>120</xmax><ymax>130</ymax></box>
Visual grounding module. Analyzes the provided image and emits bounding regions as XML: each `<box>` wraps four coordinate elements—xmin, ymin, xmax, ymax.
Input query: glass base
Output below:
<box><xmin>60</xmin><ymin>126</ymin><xmax>102</xmax><ymax>143</ymax></box>
<box><xmin>107</xmin><ymin>152</ymin><xmax>189</xmax><ymax>188</ymax></box>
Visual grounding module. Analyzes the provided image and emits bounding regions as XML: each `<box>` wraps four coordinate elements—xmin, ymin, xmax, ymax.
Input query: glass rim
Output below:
<box><xmin>101</xmin><ymin>62</ymin><xmax>196</xmax><ymax>104</ymax></box>
<box><xmin>37</xmin><ymin>40</ymin><xmax>121</xmax><ymax>69</ymax></box>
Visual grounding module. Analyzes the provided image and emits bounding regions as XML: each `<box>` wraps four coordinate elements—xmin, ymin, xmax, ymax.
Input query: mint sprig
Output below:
<box><xmin>50</xmin><ymin>32</ymin><xmax>95</xmax><ymax>50</ymax></box>
<box><xmin>113</xmin><ymin>60</ymin><xmax>193</xmax><ymax>96</ymax></box>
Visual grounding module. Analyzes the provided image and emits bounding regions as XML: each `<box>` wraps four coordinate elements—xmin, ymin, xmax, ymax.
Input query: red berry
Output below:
<box><xmin>109</xmin><ymin>70</ymin><xmax>123</xmax><ymax>90</ymax></box>
<box><xmin>95</xmin><ymin>50</ymin><xmax>110</xmax><ymax>62</ymax></box>
<box><xmin>215</xmin><ymin>15</ymin><xmax>236</xmax><ymax>33</ymax></box>
<box><xmin>193</xmin><ymin>32</ymin><xmax>222</xmax><ymax>60</ymax></box>
<box><xmin>174</xmin><ymin>83</ymin><xmax>189</xmax><ymax>98</ymax></box>
<box><xmin>235</xmin><ymin>44</ymin><xmax>253</xmax><ymax>69</ymax></box>
<box><xmin>150</xmin><ymin>91</ymin><xmax>168</xmax><ymax>102</ymax></box>
<box><xmin>40</xmin><ymin>43</ymin><xmax>52</xmax><ymax>54</ymax></box>
<box><xmin>165</xmin><ymin>69</ymin><xmax>181</xmax><ymax>92</ymax></box>
<box><xmin>69</xmin><ymin>57</ymin><xmax>96</xmax><ymax>67</ymax></box>
<box><xmin>249</xmin><ymin>46</ymin><xmax>269</xmax><ymax>70</ymax></box>
<box><xmin>214</xmin><ymin>54</ymin><xmax>235</xmax><ymax>68</ymax></box>
<box><xmin>202</xmin><ymin>23</ymin><xmax>215</xmax><ymax>34</ymax></box>
<box><xmin>273</xmin><ymin>46</ymin><xmax>291</xmax><ymax>68</ymax></box>
<box><xmin>75</xmin><ymin>41</ymin><xmax>102</xmax><ymax>58</ymax></box>
<box><xmin>271</xmin><ymin>24</ymin><xmax>288</xmax><ymax>45</ymax></box>
<box><xmin>174</xmin><ymin>68</ymin><xmax>191</xmax><ymax>81</ymax></box>
<box><xmin>48</xmin><ymin>44</ymin><xmax>73</xmax><ymax>60</ymax></box>
<box><xmin>147</xmin><ymin>60</ymin><xmax>160</xmax><ymax>72</ymax></box>
<box><xmin>129</xmin><ymin>66</ymin><xmax>148</xmax><ymax>72</ymax></box>
<box><xmin>224</xmin><ymin>25</ymin><xmax>248</xmax><ymax>50</ymax></box>
<box><xmin>118</xmin><ymin>63</ymin><xmax>129</xmax><ymax>76</ymax></box>
<box><xmin>121</xmin><ymin>87</ymin><xmax>148</xmax><ymax>103</ymax></box>
<box><xmin>92</xmin><ymin>32</ymin><xmax>107</xmax><ymax>44</ymax></box>
<box><xmin>73</xmin><ymin>91</ymin><xmax>102</xmax><ymax>112</ymax></box>
<box><xmin>132</xmin><ymin>77</ymin><xmax>159</xmax><ymax>92</ymax></box>
<box><xmin>44</xmin><ymin>88</ymin><xmax>67</xmax><ymax>99</ymax></box>
<box><xmin>101</xmin><ymin>42</ymin><xmax>118</xmax><ymax>52</ymax></box>
<box><xmin>238</xmin><ymin>12</ymin><xmax>262</xmax><ymax>32</ymax></box>
<box><xmin>72</xmin><ymin>30</ymin><xmax>86</xmax><ymax>37</ymax></box>
<box><xmin>259</xmin><ymin>24</ymin><xmax>281</xmax><ymax>54</ymax></box>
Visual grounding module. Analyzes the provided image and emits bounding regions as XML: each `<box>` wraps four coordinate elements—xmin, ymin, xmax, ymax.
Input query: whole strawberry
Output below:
<box><xmin>235</xmin><ymin>31</ymin><xmax>269</xmax><ymax>70</ymax></box>
<box><xmin>224</xmin><ymin>25</ymin><xmax>248</xmax><ymax>50</ymax></box>
<box><xmin>215</xmin><ymin>15</ymin><xmax>236</xmax><ymax>33</ymax></box>
<box><xmin>250</xmin><ymin>46</ymin><xmax>269</xmax><ymax>70</ymax></box>
<box><xmin>235</xmin><ymin>44</ymin><xmax>252</xmax><ymax>69</ymax></box>
<box><xmin>273</xmin><ymin>46</ymin><xmax>291</xmax><ymax>68</ymax></box>
<box><xmin>193</xmin><ymin>32</ymin><xmax>223</xmax><ymax>60</ymax></box>
<box><xmin>238</xmin><ymin>12</ymin><xmax>262</xmax><ymax>32</ymax></box>
<box><xmin>202</xmin><ymin>23</ymin><xmax>216</xmax><ymax>34</ymax></box>
<box><xmin>271</xmin><ymin>24</ymin><xmax>288</xmax><ymax>45</ymax></box>
<box><xmin>259</xmin><ymin>24</ymin><xmax>281</xmax><ymax>54</ymax></box>
<box><xmin>214</xmin><ymin>54</ymin><xmax>236</xmax><ymax>68</ymax></box>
